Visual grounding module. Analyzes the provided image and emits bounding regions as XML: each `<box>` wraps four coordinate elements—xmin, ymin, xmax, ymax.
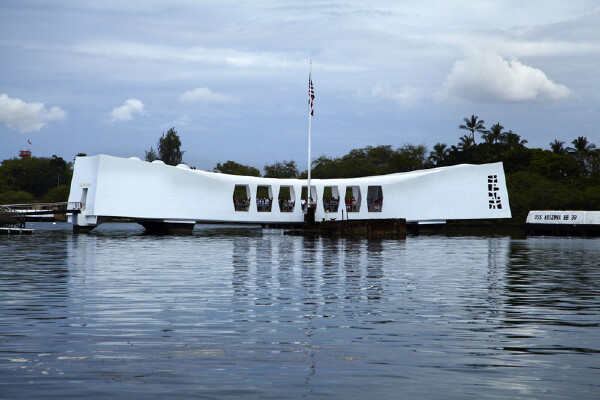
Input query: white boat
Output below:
<box><xmin>67</xmin><ymin>155</ymin><xmax>511</xmax><ymax>233</ymax></box>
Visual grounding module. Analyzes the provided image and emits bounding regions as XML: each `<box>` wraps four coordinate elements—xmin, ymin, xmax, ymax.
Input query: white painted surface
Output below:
<box><xmin>68</xmin><ymin>155</ymin><xmax>511</xmax><ymax>227</ymax></box>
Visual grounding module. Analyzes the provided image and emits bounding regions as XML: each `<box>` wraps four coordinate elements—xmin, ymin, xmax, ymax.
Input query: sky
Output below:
<box><xmin>1</xmin><ymin>0</ymin><xmax>599</xmax><ymax>171</ymax></box>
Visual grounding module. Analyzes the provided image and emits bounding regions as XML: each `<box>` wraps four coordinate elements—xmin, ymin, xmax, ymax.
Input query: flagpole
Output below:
<box><xmin>307</xmin><ymin>60</ymin><xmax>312</xmax><ymax>208</ymax></box>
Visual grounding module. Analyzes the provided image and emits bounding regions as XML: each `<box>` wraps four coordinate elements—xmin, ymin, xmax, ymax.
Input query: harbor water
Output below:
<box><xmin>1</xmin><ymin>223</ymin><xmax>599</xmax><ymax>399</ymax></box>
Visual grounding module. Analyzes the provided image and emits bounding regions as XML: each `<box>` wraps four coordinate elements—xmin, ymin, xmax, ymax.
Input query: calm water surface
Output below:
<box><xmin>1</xmin><ymin>222</ymin><xmax>599</xmax><ymax>399</ymax></box>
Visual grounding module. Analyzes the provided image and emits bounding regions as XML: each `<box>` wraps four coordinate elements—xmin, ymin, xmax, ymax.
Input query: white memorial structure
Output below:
<box><xmin>67</xmin><ymin>154</ymin><xmax>511</xmax><ymax>233</ymax></box>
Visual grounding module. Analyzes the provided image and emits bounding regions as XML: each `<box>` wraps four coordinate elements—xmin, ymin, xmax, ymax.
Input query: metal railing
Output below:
<box><xmin>0</xmin><ymin>202</ymin><xmax>84</xmax><ymax>215</ymax></box>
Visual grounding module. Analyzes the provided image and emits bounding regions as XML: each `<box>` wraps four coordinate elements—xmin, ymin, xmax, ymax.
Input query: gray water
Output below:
<box><xmin>0</xmin><ymin>223</ymin><xmax>599</xmax><ymax>399</ymax></box>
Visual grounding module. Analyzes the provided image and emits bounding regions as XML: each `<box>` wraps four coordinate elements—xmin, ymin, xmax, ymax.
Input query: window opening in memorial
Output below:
<box><xmin>367</xmin><ymin>186</ymin><xmax>383</xmax><ymax>212</ymax></box>
<box><xmin>80</xmin><ymin>188</ymin><xmax>88</xmax><ymax>211</ymax></box>
<box><xmin>278</xmin><ymin>186</ymin><xmax>295</xmax><ymax>212</ymax></box>
<box><xmin>323</xmin><ymin>186</ymin><xmax>340</xmax><ymax>213</ymax></box>
<box><xmin>345</xmin><ymin>186</ymin><xmax>361</xmax><ymax>212</ymax></box>
<box><xmin>256</xmin><ymin>185</ymin><xmax>273</xmax><ymax>212</ymax></box>
<box><xmin>233</xmin><ymin>184</ymin><xmax>251</xmax><ymax>211</ymax></box>
<box><xmin>301</xmin><ymin>186</ymin><xmax>318</xmax><ymax>212</ymax></box>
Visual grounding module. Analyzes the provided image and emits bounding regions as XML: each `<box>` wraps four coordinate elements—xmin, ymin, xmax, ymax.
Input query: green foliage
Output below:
<box><xmin>43</xmin><ymin>185</ymin><xmax>71</xmax><ymax>202</ymax></box>
<box><xmin>429</xmin><ymin>143</ymin><xmax>449</xmax><ymax>166</ymax></box>
<box><xmin>388</xmin><ymin>144</ymin><xmax>428</xmax><ymax>172</ymax></box>
<box><xmin>233</xmin><ymin>185</ymin><xmax>250</xmax><ymax>200</ymax></box>
<box><xmin>263</xmin><ymin>160</ymin><xmax>299</xmax><ymax>178</ymax></box>
<box><xmin>144</xmin><ymin>146</ymin><xmax>158</xmax><ymax>162</ymax></box>
<box><xmin>550</xmin><ymin>140</ymin><xmax>566</xmax><ymax>155</ymax></box>
<box><xmin>214</xmin><ymin>160</ymin><xmax>261</xmax><ymax>176</ymax></box>
<box><xmin>482</xmin><ymin>122</ymin><xmax>504</xmax><ymax>145</ymax></box>
<box><xmin>0</xmin><ymin>190</ymin><xmax>34</xmax><ymax>205</ymax></box>
<box><xmin>256</xmin><ymin>186</ymin><xmax>270</xmax><ymax>198</ymax></box>
<box><xmin>308</xmin><ymin>144</ymin><xmax>427</xmax><ymax>179</ymax></box>
<box><xmin>527</xmin><ymin>149</ymin><xmax>582</xmax><ymax>182</ymax></box>
<box><xmin>278</xmin><ymin>186</ymin><xmax>292</xmax><ymax>200</ymax></box>
<box><xmin>567</xmin><ymin>136</ymin><xmax>596</xmax><ymax>154</ymax></box>
<box><xmin>581</xmin><ymin>185</ymin><xmax>600</xmax><ymax>210</ymax></box>
<box><xmin>146</xmin><ymin>127</ymin><xmax>185</xmax><ymax>165</ymax></box>
<box><xmin>506</xmin><ymin>171</ymin><xmax>575</xmax><ymax>222</ymax></box>
<box><xmin>0</xmin><ymin>156</ymin><xmax>72</xmax><ymax>199</ymax></box>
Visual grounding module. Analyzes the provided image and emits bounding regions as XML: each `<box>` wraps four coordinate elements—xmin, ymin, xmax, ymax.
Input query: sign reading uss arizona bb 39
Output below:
<box><xmin>526</xmin><ymin>211</ymin><xmax>600</xmax><ymax>225</ymax></box>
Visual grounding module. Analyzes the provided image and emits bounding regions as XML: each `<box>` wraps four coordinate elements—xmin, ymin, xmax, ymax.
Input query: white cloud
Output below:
<box><xmin>68</xmin><ymin>41</ymin><xmax>355</xmax><ymax>74</ymax></box>
<box><xmin>438</xmin><ymin>34</ymin><xmax>600</xmax><ymax>58</ymax></box>
<box><xmin>109</xmin><ymin>98</ymin><xmax>147</xmax><ymax>122</ymax></box>
<box><xmin>180</xmin><ymin>87</ymin><xmax>239</xmax><ymax>103</ymax></box>
<box><xmin>0</xmin><ymin>93</ymin><xmax>67</xmax><ymax>133</ymax></box>
<box><xmin>371</xmin><ymin>84</ymin><xmax>421</xmax><ymax>106</ymax></box>
<box><xmin>72</xmin><ymin>41</ymin><xmax>294</xmax><ymax>69</ymax></box>
<box><xmin>436</xmin><ymin>52</ymin><xmax>573</xmax><ymax>103</ymax></box>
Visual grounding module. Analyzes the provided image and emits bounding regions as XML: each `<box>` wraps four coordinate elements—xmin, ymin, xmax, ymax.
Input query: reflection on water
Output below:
<box><xmin>1</xmin><ymin>223</ymin><xmax>599</xmax><ymax>399</ymax></box>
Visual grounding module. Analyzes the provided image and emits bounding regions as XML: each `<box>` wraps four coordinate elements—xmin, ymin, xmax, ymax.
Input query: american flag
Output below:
<box><xmin>308</xmin><ymin>77</ymin><xmax>315</xmax><ymax>116</ymax></box>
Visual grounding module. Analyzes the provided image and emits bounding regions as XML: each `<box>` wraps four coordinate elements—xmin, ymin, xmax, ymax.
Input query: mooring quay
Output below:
<box><xmin>0</xmin><ymin>202</ymin><xmax>82</xmax><ymax>234</ymax></box>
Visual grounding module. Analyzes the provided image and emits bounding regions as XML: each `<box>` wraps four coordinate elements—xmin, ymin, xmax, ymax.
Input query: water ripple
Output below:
<box><xmin>1</xmin><ymin>223</ymin><xmax>599</xmax><ymax>398</ymax></box>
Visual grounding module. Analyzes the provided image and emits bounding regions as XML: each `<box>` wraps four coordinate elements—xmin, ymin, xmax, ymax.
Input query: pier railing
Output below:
<box><xmin>0</xmin><ymin>202</ymin><xmax>83</xmax><ymax>215</ymax></box>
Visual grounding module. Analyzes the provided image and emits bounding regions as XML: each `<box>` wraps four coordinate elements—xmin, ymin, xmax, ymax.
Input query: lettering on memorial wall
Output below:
<box><xmin>488</xmin><ymin>175</ymin><xmax>502</xmax><ymax>209</ymax></box>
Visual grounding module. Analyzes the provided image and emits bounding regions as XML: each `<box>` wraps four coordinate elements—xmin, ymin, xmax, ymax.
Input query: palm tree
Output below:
<box><xmin>482</xmin><ymin>122</ymin><xmax>504</xmax><ymax>145</ymax></box>
<box><xmin>458</xmin><ymin>134</ymin><xmax>475</xmax><ymax>151</ymax></box>
<box><xmin>549</xmin><ymin>140</ymin><xmax>566</xmax><ymax>155</ymax></box>
<box><xmin>428</xmin><ymin>143</ymin><xmax>449</xmax><ymax>166</ymax></box>
<box><xmin>566</xmin><ymin>136</ymin><xmax>597</xmax><ymax>177</ymax></box>
<box><xmin>459</xmin><ymin>115</ymin><xmax>486</xmax><ymax>144</ymax></box>
<box><xmin>500</xmin><ymin>130</ymin><xmax>527</xmax><ymax>149</ymax></box>
<box><xmin>567</xmin><ymin>136</ymin><xmax>596</xmax><ymax>154</ymax></box>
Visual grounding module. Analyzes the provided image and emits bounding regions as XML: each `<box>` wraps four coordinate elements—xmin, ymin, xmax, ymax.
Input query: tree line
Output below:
<box><xmin>0</xmin><ymin>155</ymin><xmax>73</xmax><ymax>204</ymax></box>
<box><xmin>201</xmin><ymin>116</ymin><xmax>600</xmax><ymax>222</ymax></box>
<box><xmin>2</xmin><ymin>119</ymin><xmax>598</xmax><ymax>223</ymax></box>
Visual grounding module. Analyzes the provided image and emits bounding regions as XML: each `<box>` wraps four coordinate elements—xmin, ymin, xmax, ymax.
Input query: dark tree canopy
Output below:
<box><xmin>159</xmin><ymin>128</ymin><xmax>185</xmax><ymax>166</ymax></box>
<box><xmin>428</xmin><ymin>143</ymin><xmax>449</xmax><ymax>166</ymax></box>
<box><xmin>550</xmin><ymin>140</ymin><xmax>566</xmax><ymax>155</ymax></box>
<box><xmin>482</xmin><ymin>123</ymin><xmax>505</xmax><ymax>145</ymax></box>
<box><xmin>0</xmin><ymin>156</ymin><xmax>72</xmax><ymax>201</ymax></box>
<box><xmin>144</xmin><ymin>146</ymin><xmax>159</xmax><ymax>162</ymax></box>
<box><xmin>307</xmin><ymin>144</ymin><xmax>427</xmax><ymax>179</ymax></box>
<box><xmin>263</xmin><ymin>160</ymin><xmax>299</xmax><ymax>178</ymax></box>
<box><xmin>145</xmin><ymin>127</ymin><xmax>184</xmax><ymax>166</ymax></box>
<box><xmin>214</xmin><ymin>160</ymin><xmax>261</xmax><ymax>177</ymax></box>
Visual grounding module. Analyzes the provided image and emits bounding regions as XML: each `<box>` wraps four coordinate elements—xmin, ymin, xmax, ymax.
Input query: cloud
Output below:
<box><xmin>72</xmin><ymin>41</ymin><xmax>294</xmax><ymax>69</ymax></box>
<box><xmin>371</xmin><ymin>84</ymin><xmax>421</xmax><ymax>106</ymax></box>
<box><xmin>69</xmin><ymin>41</ymin><xmax>355</xmax><ymax>75</ymax></box>
<box><xmin>436</xmin><ymin>52</ymin><xmax>573</xmax><ymax>103</ymax></box>
<box><xmin>0</xmin><ymin>93</ymin><xmax>67</xmax><ymax>133</ymax></box>
<box><xmin>180</xmin><ymin>87</ymin><xmax>239</xmax><ymax>103</ymax></box>
<box><xmin>109</xmin><ymin>99</ymin><xmax>147</xmax><ymax>122</ymax></box>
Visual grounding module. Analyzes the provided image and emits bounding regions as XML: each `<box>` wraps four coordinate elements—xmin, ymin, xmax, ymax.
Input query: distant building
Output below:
<box><xmin>19</xmin><ymin>150</ymin><xmax>31</xmax><ymax>158</ymax></box>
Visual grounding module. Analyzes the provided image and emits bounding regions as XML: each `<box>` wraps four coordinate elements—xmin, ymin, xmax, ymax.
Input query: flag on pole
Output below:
<box><xmin>308</xmin><ymin>77</ymin><xmax>315</xmax><ymax>116</ymax></box>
